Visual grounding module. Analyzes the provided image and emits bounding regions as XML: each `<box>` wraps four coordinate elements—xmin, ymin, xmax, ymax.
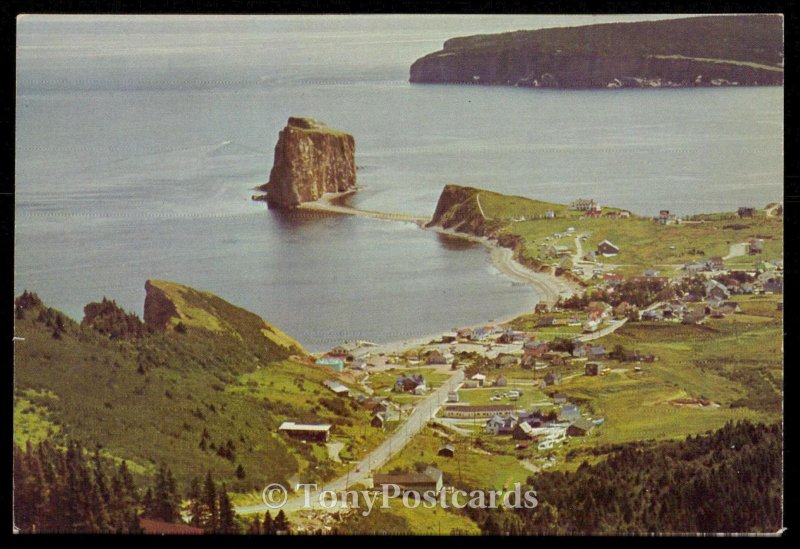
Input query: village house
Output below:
<box><xmin>278</xmin><ymin>422</ymin><xmax>332</xmax><ymax>442</ymax></box>
<box><xmin>496</xmin><ymin>329</ymin><xmax>516</xmax><ymax>344</ymax></box>
<box><xmin>524</xmin><ymin>340</ymin><xmax>550</xmax><ymax>358</ymax></box>
<box><xmin>444</xmin><ymin>404</ymin><xmax>515</xmax><ymax>419</ymax></box>
<box><xmin>495</xmin><ymin>375</ymin><xmax>509</xmax><ymax>387</ymax></box>
<box><xmin>493</xmin><ymin>355</ymin><xmax>520</xmax><ymax>369</ymax></box>
<box><xmin>327</xmin><ymin>346</ymin><xmax>353</xmax><ymax>360</ymax></box>
<box><xmin>441</xmin><ymin>332</ymin><xmax>458</xmax><ymax>344</ymax></box>
<box><xmin>470</xmin><ymin>373</ymin><xmax>487</xmax><ymax>387</ymax></box>
<box><xmin>537</xmin><ymin>316</ymin><xmax>558</xmax><ymax>327</ymax></box>
<box><xmin>545</xmin><ymin>209</ymin><xmax>556</xmax><ymax>219</ymax></box>
<box><xmin>371</xmin><ymin>412</ymin><xmax>386</xmax><ymax>429</ymax></box>
<box><xmin>662</xmin><ymin>302</ymin><xmax>686</xmax><ymax>319</ymax></box>
<box><xmin>683</xmin><ymin>309</ymin><xmax>707</xmax><ymax>325</ymax></box>
<box><xmin>322</xmin><ymin>380</ymin><xmax>350</xmax><ymax>397</ymax></box>
<box><xmin>585</xmin><ymin>362</ymin><xmax>600</xmax><ymax>376</ymax></box>
<box><xmin>588</xmin><ymin>346</ymin><xmax>607</xmax><ymax>359</ymax></box>
<box><xmin>552</xmin><ymin>393</ymin><xmax>568</xmax><ymax>404</ymax></box>
<box><xmin>737</xmin><ymin>207</ymin><xmax>756</xmax><ymax>218</ymax></box>
<box><xmin>763</xmin><ymin>277</ymin><xmax>784</xmax><ymax>294</ymax></box>
<box><xmin>597</xmin><ymin>240</ymin><xmax>620</xmax><ymax>256</ymax></box>
<box><xmin>749</xmin><ymin>239</ymin><xmax>764</xmax><ymax>255</ymax></box>
<box><xmin>571</xmin><ymin>341</ymin><xmax>588</xmax><ymax>358</ymax></box>
<box><xmin>642</xmin><ymin>309</ymin><xmax>663</xmax><ymax>321</ymax></box>
<box><xmin>394</xmin><ymin>374</ymin><xmax>425</xmax><ymax>393</ymax></box>
<box><xmin>684</xmin><ymin>260</ymin><xmax>705</xmax><ymax>273</ymax></box>
<box><xmin>583</xmin><ymin>319</ymin><xmax>600</xmax><ymax>333</ymax></box>
<box><xmin>657</xmin><ymin>210</ymin><xmax>681</xmax><ymax>225</ymax></box>
<box><xmin>485</xmin><ymin>414</ymin><xmax>518</xmax><ymax>435</ymax></box>
<box><xmin>456</xmin><ymin>328</ymin><xmax>474</xmax><ymax>340</ymax></box>
<box><xmin>350</xmin><ymin>359</ymin><xmax>367</xmax><ymax>371</ymax></box>
<box><xmin>447</xmin><ymin>390</ymin><xmax>459</xmax><ymax>403</ymax></box>
<box><xmin>705</xmin><ymin>257</ymin><xmax>725</xmax><ymax>271</ymax></box>
<box><xmin>567</xmin><ymin>418</ymin><xmax>595</xmax><ymax>437</ymax></box>
<box><xmin>544</xmin><ymin>371</ymin><xmax>561</xmax><ymax>386</ymax></box>
<box><xmin>621</xmin><ymin>349</ymin><xmax>641</xmax><ymax>362</ymax></box>
<box><xmin>315</xmin><ymin>357</ymin><xmax>345</xmax><ymax>372</ymax></box>
<box><xmin>512</xmin><ymin>421</ymin><xmax>537</xmax><ymax>441</ymax></box>
<box><xmin>571</xmin><ymin>198</ymin><xmax>599</xmax><ymax>211</ymax></box>
<box><xmin>705</xmin><ymin>279</ymin><xmax>731</xmax><ymax>300</ymax></box>
<box><xmin>373</xmin><ymin>466</ymin><xmax>443</xmax><ymax>494</ymax></box>
<box><xmin>535</xmin><ymin>303</ymin><xmax>550</xmax><ymax>314</ymax></box>
<box><xmin>427</xmin><ymin>350</ymin><xmax>448</xmax><ymax>365</ymax></box>
<box><xmin>558</xmin><ymin>403</ymin><xmax>581</xmax><ymax>422</ymax></box>
<box><xmin>547</xmin><ymin>244</ymin><xmax>572</xmax><ymax>258</ymax></box>
<box><xmin>583</xmin><ymin>208</ymin><xmax>603</xmax><ymax>218</ymax></box>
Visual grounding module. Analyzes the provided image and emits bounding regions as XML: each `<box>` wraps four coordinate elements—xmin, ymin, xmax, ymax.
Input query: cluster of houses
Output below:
<box><xmin>482</xmin><ymin>404</ymin><xmax>600</xmax><ymax>449</ymax></box>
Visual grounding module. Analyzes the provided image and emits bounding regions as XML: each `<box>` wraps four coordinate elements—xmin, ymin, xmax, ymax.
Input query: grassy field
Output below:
<box><xmin>366</xmin><ymin>367</ymin><xmax>452</xmax><ymax>393</ymax></box>
<box><xmin>456</xmin><ymin>386</ymin><xmax>551</xmax><ymax>409</ymax></box>
<box><xmin>382</xmin><ymin>426</ymin><xmax>533</xmax><ymax>491</ymax></box>
<box><xmin>453</xmin><ymin>187</ymin><xmax>783</xmax><ymax>271</ymax></box>
<box><xmin>546</xmin><ymin>294</ymin><xmax>782</xmax><ymax>448</ymax></box>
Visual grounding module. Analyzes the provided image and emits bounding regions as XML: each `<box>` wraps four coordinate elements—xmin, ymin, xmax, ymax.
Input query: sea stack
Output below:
<box><xmin>259</xmin><ymin>117</ymin><xmax>356</xmax><ymax>208</ymax></box>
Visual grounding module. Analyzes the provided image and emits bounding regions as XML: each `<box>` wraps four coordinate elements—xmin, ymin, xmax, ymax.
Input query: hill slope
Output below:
<box><xmin>13</xmin><ymin>282</ymin><xmax>375</xmax><ymax>494</ymax></box>
<box><xmin>410</xmin><ymin>15</ymin><xmax>783</xmax><ymax>89</ymax></box>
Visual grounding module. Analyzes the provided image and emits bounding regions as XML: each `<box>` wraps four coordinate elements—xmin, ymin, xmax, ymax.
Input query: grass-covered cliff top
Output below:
<box><xmin>429</xmin><ymin>184</ymin><xmax>783</xmax><ymax>274</ymax></box>
<box><xmin>435</xmin><ymin>15</ymin><xmax>783</xmax><ymax>67</ymax></box>
<box><xmin>286</xmin><ymin>116</ymin><xmax>352</xmax><ymax>137</ymax></box>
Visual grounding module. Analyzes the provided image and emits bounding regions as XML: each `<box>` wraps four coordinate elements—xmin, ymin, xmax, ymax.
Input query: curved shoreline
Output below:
<box><xmin>295</xmin><ymin>192</ymin><xmax>580</xmax><ymax>315</ymax></box>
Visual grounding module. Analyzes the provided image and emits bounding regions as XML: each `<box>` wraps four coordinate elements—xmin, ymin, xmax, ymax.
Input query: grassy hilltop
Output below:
<box><xmin>428</xmin><ymin>184</ymin><xmax>783</xmax><ymax>277</ymax></box>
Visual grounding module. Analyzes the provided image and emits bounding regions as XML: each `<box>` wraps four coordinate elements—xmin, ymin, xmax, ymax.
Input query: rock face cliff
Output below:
<box><xmin>427</xmin><ymin>184</ymin><xmax>495</xmax><ymax>237</ymax></box>
<box><xmin>410</xmin><ymin>15</ymin><xmax>783</xmax><ymax>89</ymax></box>
<box><xmin>259</xmin><ymin>117</ymin><xmax>356</xmax><ymax>208</ymax></box>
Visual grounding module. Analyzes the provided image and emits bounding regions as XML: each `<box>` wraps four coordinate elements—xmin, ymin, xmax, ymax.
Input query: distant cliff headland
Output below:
<box><xmin>255</xmin><ymin>117</ymin><xmax>356</xmax><ymax>208</ymax></box>
<box><xmin>410</xmin><ymin>15</ymin><xmax>783</xmax><ymax>89</ymax></box>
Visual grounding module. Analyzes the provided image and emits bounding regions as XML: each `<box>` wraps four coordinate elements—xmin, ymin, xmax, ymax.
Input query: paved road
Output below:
<box><xmin>573</xmin><ymin>235</ymin><xmax>583</xmax><ymax>263</ymax></box>
<box><xmin>575</xmin><ymin>317</ymin><xmax>628</xmax><ymax>342</ymax></box>
<box><xmin>723</xmin><ymin>242</ymin><xmax>748</xmax><ymax>260</ymax></box>
<box><xmin>237</xmin><ymin>369</ymin><xmax>465</xmax><ymax>515</ymax></box>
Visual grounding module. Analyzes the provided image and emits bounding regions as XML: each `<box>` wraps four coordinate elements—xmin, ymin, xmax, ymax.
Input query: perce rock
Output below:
<box><xmin>259</xmin><ymin>117</ymin><xmax>356</xmax><ymax>208</ymax></box>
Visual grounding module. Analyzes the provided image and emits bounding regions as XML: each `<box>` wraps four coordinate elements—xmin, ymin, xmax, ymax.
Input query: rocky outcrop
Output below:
<box><xmin>427</xmin><ymin>184</ymin><xmax>495</xmax><ymax>237</ymax></box>
<box><xmin>143</xmin><ymin>280</ymin><xmax>179</xmax><ymax>330</ymax></box>
<box><xmin>259</xmin><ymin>117</ymin><xmax>356</xmax><ymax>208</ymax></box>
<box><xmin>410</xmin><ymin>15</ymin><xmax>783</xmax><ymax>89</ymax></box>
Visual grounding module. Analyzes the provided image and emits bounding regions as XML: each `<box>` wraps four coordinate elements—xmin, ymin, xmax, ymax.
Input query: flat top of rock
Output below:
<box><xmin>285</xmin><ymin>116</ymin><xmax>351</xmax><ymax>137</ymax></box>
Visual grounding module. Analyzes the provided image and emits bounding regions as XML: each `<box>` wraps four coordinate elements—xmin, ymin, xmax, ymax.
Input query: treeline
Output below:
<box><xmin>13</xmin><ymin>440</ymin><xmax>260</xmax><ymax>534</ymax></box>
<box><xmin>472</xmin><ymin>421</ymin><xmax>782</xmax><ymax>534</ymax></box>
<box><xmin>559</xmin><ymin>275</ymin><xmax>725</xmax><ymax>310</ymax></box>
<box><xmin>82</xmin><ymin>297</ymin><xmax>147</xmax><ymax>340</ymax></box>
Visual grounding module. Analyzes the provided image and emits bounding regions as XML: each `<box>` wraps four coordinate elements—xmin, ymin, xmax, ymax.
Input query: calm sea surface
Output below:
<box><xmin>15</xmin><ymin>15</ymin><xmax>783</xmax><ymax>351</ymax></box>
